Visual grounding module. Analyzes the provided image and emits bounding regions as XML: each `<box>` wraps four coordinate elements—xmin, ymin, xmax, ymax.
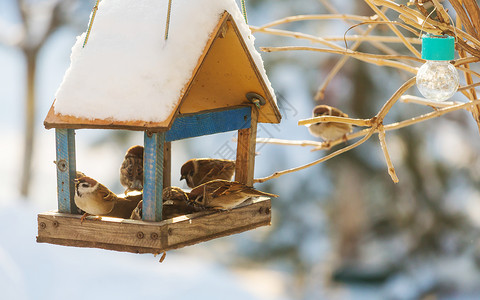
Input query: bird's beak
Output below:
<box><xmin>180</xmin><ymin>175</ymin><xmax>185</xmax><ymax>181</ymax></box>
<box><xmin>73</xmin><ymin>178</ymin><xmax>79</xmax><ymax>183</ymax></box>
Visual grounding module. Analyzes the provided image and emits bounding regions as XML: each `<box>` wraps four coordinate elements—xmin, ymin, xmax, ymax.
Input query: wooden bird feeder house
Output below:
<box><xmin>37</xmin><ymin>8</ymin><xmax>281</xmax><ymax>254</ymax></box>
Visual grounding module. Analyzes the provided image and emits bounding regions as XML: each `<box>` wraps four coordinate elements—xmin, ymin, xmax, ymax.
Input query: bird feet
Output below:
<box><xmin>80</xmin><ymin>213</ymin><xmax>102</xmax><ymax>224</ymax></box>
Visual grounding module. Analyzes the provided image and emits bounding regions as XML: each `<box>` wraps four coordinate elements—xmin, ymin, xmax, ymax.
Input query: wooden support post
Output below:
<box><xmin>143</xmin><ymin>131</ymin><xmax>164</xmax><ymax>222</ymax></box>
<box><xmin>235</xmin><ymin>107</ymin><xmax>258</xmax><ymax>186</ymax></box>
<box><xmin>163</xmin><ymin>142</ymin><xmax>171</xmax><ymax>188</ymax></box>
<box><xmin>55</xmin><ymin>129</ymin><xmax>78</xmax><ymax>214</ymax></box>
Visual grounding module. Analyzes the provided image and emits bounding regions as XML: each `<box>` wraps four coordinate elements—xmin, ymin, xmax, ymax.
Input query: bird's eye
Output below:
<box><xmin>81</xmin><ymin>183</ymin><xmax>89</xmax><ymax>188</ymax></box>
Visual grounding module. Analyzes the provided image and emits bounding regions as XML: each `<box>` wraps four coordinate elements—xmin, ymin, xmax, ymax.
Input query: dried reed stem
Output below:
<box><xmin>323</xmin><ymin>35</ymin><xmax>421</xmax><ymax>43</ymax></box>
<box><xmin>298</xmin><ymin>116</ymin><xmax>372</xmax><ymax>127</ymax></box>
<box><xmin>254</xmin><ymin>127</ymin><xmax>377</xmax><ymax>183</ymax></box>
<box><xmin>311</xmin><ymin>99</ymin><xmax>480</xmax><ymax>151</ymax></box>
<box><xmin>400</xmin><ymin>95</ymin><xmax>461</xmax><ymax>108</ymax></box>
<box><xmin>314</xmin><ymin>5</ymin><xmax>393</xmax><ymax>100</ymax></box>
<box><xmin>365</xmin><ymin>0</ymin><xmax>421</xmax><ymax>57</ymax></box>
<box><xmin>261</xmin><ymin>46</ymin><xmax>419</xmax><ymax>73</ymax></box>
<box><xmin>258</xmin><ymin>14</ymin><xmax>373</xmax><ymax>29</ymax></box>
<box><xmin>255</xmin><ymin>138</ymin><xmax>323</xmax><ymax>148</ymax></box>
<box><xmin>378</xmin><ymin>124</ymin><xmax>399</xmax><ymax>183</ymax></box>
<box><xmin>431</xmin><ymin>0</ymin><xmax>451</xmax><ymax>24</ymax></box>
<box><xmin>373</xmin><ymin>0</ymin><xmax>480</xmax><ymax>49</ymax></box>
<box><xmin>255</xmin><ymin>78</ymin><xmax>415</xmax><ymax>183</ymax></box>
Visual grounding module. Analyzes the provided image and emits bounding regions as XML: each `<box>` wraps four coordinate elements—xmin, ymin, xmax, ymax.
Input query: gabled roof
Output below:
<box><xmin>45</xmin><ymin>2</ymin><xmax>280</xmax><ymax>131</ymax></box>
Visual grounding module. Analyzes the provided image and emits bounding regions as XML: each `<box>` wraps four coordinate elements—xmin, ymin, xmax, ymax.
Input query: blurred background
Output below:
<box><xmin>2</xmin><ymin>0</ymin><xmax>480</xmax><ymax>299</ymax></box>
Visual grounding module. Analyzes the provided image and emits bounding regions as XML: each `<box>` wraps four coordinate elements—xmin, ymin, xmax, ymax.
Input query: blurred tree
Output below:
<box><xmin>0</xmin><ymin>0</ymin><xmax>91</xmax><ymax>197</ymax></box>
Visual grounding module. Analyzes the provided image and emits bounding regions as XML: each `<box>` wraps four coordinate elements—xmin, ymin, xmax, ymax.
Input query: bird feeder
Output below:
<box><xmin>37</xmin><ymin>5</ymin><xmax>281</xmax><ymax>254</ymax></box>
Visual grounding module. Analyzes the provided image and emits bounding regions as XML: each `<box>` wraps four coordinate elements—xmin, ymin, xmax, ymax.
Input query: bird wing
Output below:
<box><xmin>97</xmin><ymin>183</ymin><xmax>117</xmax><ymax>202</ymax></box>
<box><xmin>195</xmin><ymin>160</ymin><xmax>235</xmax><ymax>185</ymax></box>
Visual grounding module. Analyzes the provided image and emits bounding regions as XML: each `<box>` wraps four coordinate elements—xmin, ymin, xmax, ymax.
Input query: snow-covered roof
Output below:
<box><xmin>47</xmin><ymin>0</ymin><xmax>280</xmax><ymax>130</ymax></box>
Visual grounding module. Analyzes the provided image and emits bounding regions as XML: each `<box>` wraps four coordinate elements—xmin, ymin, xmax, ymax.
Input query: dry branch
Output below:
<box><xmin>253</xmin><ymin>0</ymin><xmax>480</xmax><ymax>183</ymax></box>
<box><xmin>378</xmin><ymin>124</ymin><xmax>399</xmax><ymax>183</ymax></box>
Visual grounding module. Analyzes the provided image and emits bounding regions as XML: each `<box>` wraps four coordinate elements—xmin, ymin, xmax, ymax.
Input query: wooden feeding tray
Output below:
<box><xmin>37</xmin><ymin>198</ymin><xmax>271</xmax><ymax>254</ymax></box>
<box><xmin>37</xmin><ymin>9</ymin><xmax>281</xmax><ymax>254</ymax></box>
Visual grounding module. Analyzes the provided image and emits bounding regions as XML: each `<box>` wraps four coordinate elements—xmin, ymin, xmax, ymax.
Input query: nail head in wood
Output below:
<box><xmin>246</xmin><ymin>92</ymin><xmax>266</xmax><ymax>107</ymax></box>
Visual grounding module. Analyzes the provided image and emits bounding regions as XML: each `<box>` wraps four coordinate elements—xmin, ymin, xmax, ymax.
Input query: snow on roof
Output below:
<box><xmin>53</xmin><ymin>0</ymin><xmax>276</xmax><ymax>123</ymax></box>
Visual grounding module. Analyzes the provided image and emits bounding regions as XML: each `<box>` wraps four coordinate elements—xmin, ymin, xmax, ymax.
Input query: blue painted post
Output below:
<box><xmin>55</xmin><ymin>128</ymin><xmax>78</xmax><ymax>213</ymax></box>
<box><xmin>143</xmin><ymin>131</ymin><xmax>164</xmax><ymax>221</ymax></box>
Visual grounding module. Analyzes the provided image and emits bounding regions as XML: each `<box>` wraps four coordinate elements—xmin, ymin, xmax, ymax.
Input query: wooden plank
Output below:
<box><xmin>163</xmin><ymin>141</ymin><xmax>171</xmax><ymax>188</ymax></box>
<box><xmin>165</xmin><ymin>106</ymin><xmax>251</xmax><ymax>142</ymax></box>
<box><xmin>44</xmin><ymin>102</ymin><xmax>174</xmax><ymax>131</ymax></box>
<box><xmin>143</xmin><ymin>132</ymin><xmax>164</xmax><ymax>221</ymax></box>
<box><xmin>55</xmin><ymin>129</ymin><xmax>78</xmax><ymax>214</ymax></box>
<box><xmin>179</xmin><ymin>15</ymin><xmax>281</xmax><ymax>124</ymax></box>
<box><xmin>36</xmin><ymin>198</ymin><xmax>272</xmax><ymax>254</ymax></box>
<box><xmin>235</xmin><ymin>107</ymin><xmax>258</xmax><ymax>186</ymax></box>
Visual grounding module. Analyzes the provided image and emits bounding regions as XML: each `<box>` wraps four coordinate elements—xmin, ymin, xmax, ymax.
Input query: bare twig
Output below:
<box><xmin>298</xmin><ymin>115</ymin><xmax>372</xmax><ymax>127</ymax></box>
<box><xmin>261</xmin><ymin>46</ymin><xmax>420</xmax><ymax>73</ymax></box>
<box><xmin>314</xmin><ymin>5</ymin><xmax>395</xmax><ymax>100</ymax></box>
<box><xmin>255</xmin><ymin>78</ymin><xmax>416</xmax><ymax>183</ymax></box>
<box><xmin>255</xmin><ymin>138</ymin><xmax>323</xmax><ymax>148</ymax></box>
<box><xmin>312</xmin><ymin>99</ymin><xmax>480</xmax><ymax>151</ymax></box>
<box><xmin>257</xmin><ymin>14</ymin><xmax>373</xmax><ymax>29</ymax></box>
<box><xmin>430</xmin><ymin>0</ymin><xmax>451</xmax><ymax>25</ymax></box>
<box><xmin>400</xmin><ymin>95</ymin><xmax>461</xmax><ymax>107</ymax></box>
<box><xmin>322</xmin><ymin>35</ymin><xmax>421</xmax><ymax>43</ymax></box>
<box><xmin>378</xmin><ymin>124</ymin><xmax>399</xmax><ymax>183</ymax></box>
<box><xmin>365</xmin><ymin>0</ymin><xmax>421</xmax><ymax>57</ymax></box>
<box><xmin>254</xmin><ymin>127</ymin><xmax>377</xmax><ymax>183</ymax></box>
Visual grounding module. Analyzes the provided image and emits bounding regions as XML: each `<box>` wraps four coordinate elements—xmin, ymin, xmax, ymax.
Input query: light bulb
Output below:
<box><xmin>416</xmin><ymin>34</ymin><xmax>459</xmax><ymax>102</ymax></box>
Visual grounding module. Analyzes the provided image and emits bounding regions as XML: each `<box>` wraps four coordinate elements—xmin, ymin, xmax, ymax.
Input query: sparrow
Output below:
<box><xmin>76</xmin><ymin>171</ymin><xmax>87</xmax><ymax>178</ymax></box>
<box><xmin>187</xmin><ymin>179</ymin><xmax>278</xmax><ymax>210</ymax></box>
<box><xmin>74</xmin><ymin>176</ymin><xmax>140</xmax><ymax>223</ymax></box>
<box><xmin>120</xmin><ymin>145</ymin><xmax>144</xmax><ymax>194</ymax></box>
<box><xmin>180</xmin><ymin>158</ymin><xmax>236</xmax><ymax>188</ymax></box>
<box><xmin>130</xmin><ymin>186</ymin><xmax>197</xmax><ymax>220</ymax></box>
<box><xmin>307</xmin><ymin>105</ymin><xmax>353</xmax><ymax>141</ymax></box>
<box><xmin>163</xmin><ymin>186</ymin><xmax>198</xmax><ymax>218</ymax></box>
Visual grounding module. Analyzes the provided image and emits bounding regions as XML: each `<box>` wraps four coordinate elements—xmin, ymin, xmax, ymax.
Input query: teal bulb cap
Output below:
<box><xmin>421</xmin><ymin>34</ymin><xmax>455</xmax><ymax>61</ymax></box>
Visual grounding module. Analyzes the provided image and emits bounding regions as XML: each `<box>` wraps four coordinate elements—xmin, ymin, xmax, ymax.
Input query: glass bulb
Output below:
<box><xmin>416</xmin><ymin>60</ymin><xmax>459</xmax><ymax>101</ymax></box>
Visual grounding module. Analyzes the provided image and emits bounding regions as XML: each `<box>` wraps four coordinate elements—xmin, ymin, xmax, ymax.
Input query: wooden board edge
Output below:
<box><xmin>36</xmin><ymin>236</ymin><xmax>166</xmax><ymax>254</ymax></box>
<box><xmin>44</xmin><ymin>100</ymin><xmax>174</xmax><ymax>131</ymax></box>
<box><xmin>36</xmin><ymin>198</ymin><xmax>272</xmax><ymax>254</ymax></box>
<box><xmin>227</xmin><ymin>15</ymin><xmax>282</xmax><ymax>124</ymax></box>
<box><xmin>37</xmin><ymin>218</ymin><xmax>270</xmax><ymax>254</ymax></box>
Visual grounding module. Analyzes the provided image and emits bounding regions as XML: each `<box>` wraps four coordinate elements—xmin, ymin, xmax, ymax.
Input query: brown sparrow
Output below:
<box><xmin>74</xmin><ymin>176</ymin><xmax>140</xmax><ymax>223</ymax></box>
<box><xmin>307</xmin><ymin>105</ymin><xmax>353</xmax><ymax>141</ymax></box>
<box><xmin>120</xmin><ymin>145</ymin><xmax>144</xmax><ymax>194</ymax></box>
<box><xmin>130</xmin><ymin>186</ymin><xmax>197</xmax><ymax>220</ymax></box>
<box><xmin>187</xmin><ymin>179</ymin><xmax>278</xmax><ymax>210</ymax></box>
<box><xmin>180</xmin><ymin>158</ymin><xmax>236</xmax><ymax>188</ymax></box>
<box><xmin>76</xmin><ymin>171</ymin><xmax>87</xmax><ymax>178</ymax></box>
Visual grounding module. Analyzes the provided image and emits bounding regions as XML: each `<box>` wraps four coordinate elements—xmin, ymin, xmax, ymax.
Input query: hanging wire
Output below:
<box><xmin>83</xmin><ymin>0</ymin><xmax>101</xmax><ymax>48</ymax></box>
<box><xmin>241</xmin><ymin>0</ymin><xmax>248</xmax><ymax>24</ymax></box>
<box><xmin>164</xmin><ymin>0</ymin><xmax>173</xmax><ymax>40</ymax></box>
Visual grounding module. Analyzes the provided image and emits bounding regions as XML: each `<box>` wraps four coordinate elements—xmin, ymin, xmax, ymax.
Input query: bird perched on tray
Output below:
<box><xmin>180</xmin><ymin>158</ymin><xmax>236</xmax><ymax>188</ymax></box>
<box><xmin>130</xmin><ymin>186</ymin><xmax>197</xmax><ymax>220</ymax></box>
<box><xmin>307</xmin><ymin>105</ymin><xmax>353</xmax><ymax>142</ymax></box>
<box><xmin>74</xmin><ymin>176</ymin><xmax>140</xmax><ymax>223</ymax></box>
<box><xmin>187</xmin><ymin>179</ymin><xmax>278</xmax><ymax>210</ymax></box>
<box><xmin>76</xmin><ymin>171</ymin><xmax>87</xmax><ymax>178</ymax></box>
<box><xmin>120</xmin><ymin>145</ymin><xmax>144</xmax><ymax>194</ymax></box>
